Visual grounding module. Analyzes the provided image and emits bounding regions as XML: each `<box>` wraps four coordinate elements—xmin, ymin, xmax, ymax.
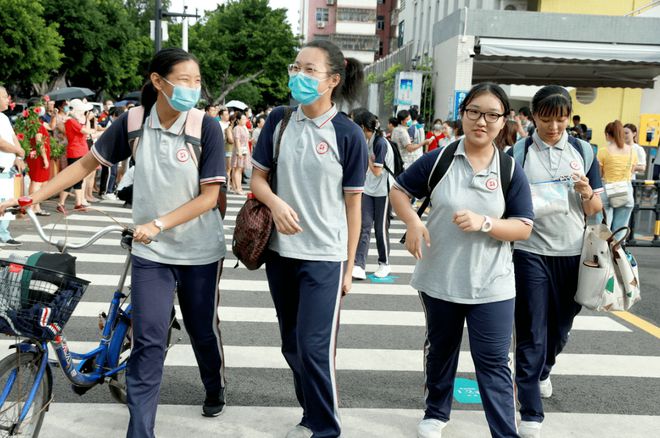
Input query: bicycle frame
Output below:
<box><xmin>0</xmin><ymin>207</ymin><xmax>135</xmax><ymax>410</ymax></box>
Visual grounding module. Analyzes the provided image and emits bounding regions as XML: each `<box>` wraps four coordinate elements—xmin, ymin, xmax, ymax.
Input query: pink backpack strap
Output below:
<box><xmin>184</xmin><ymin>108</ymin><xmax>205</xmax><ymax>168</ymax></box>
<box><xmin>127</xmin><ymin>106</ymin><xmax>146</xmax><ymax>156</ymax></box>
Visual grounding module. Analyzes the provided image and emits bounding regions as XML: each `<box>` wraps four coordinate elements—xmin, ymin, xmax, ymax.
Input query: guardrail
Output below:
<box><xmin>628</xmin><ymin>180</ymin><xmax>660</xmax><ymax>247</ymax></box>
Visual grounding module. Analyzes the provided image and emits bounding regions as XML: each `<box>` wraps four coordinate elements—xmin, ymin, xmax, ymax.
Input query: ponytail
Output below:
<box><xmin>605</xmin><ymin>120</ymin><xmax>625</xmax><ymax>149</ymax></box>
<box><xmin>304</xmin><ymin>40</ymin><xmax>364</xmax><ymax>103</ymax></box>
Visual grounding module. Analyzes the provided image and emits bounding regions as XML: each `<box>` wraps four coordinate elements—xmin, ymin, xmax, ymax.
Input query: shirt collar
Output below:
<box><xmin>148</xmin><ymin>105</ymin><xmax>187</xmax><ymax>135</ymax></box>
<box><xmin>455</xmin><ymin>138</ymin><xmax>499</xmax><ymax>174</ymax></box>
<box><xmin>295</xmin><ymin>104</ymin><xmax>338</xmax><ymax>128</ymax></box>
<box><xmin>532</xmin><ymin>129</ymin><xmax>568</xmax><ymax>150</ymax></box>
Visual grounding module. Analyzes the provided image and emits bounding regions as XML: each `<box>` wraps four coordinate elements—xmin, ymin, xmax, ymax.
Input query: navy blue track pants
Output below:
<box><xmin>126</xmin><ymin>255</ymin><xmax>225</xmax><ymax>438</ymax></box>
<box><xmin>419</xmin><ymin>292</ymin><xmax>518</xmax><ymax>438</ymax></box>
<box><xmin>265</xmin><ymin>252</ymin><xmax>343</xmax><ymax>438</ymax></box>
<box><xmin>355</xmin><ymin>194</ymin><xmax>390</xmax><ymax>268</ymax></box>
<box><xmin>513</xmin><ymin>250</ymin><xmax>581</xmax><ymax>423</ymax></box>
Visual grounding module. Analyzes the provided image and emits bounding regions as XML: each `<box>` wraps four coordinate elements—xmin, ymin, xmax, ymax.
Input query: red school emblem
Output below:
<box><xmin>176</xmin><ymin>148</ymin><xmax>190</xmax><ymax>162</ymax></box>
<box><xmin>485</xmin><ymin>178</ymin><xmax>498</xmax><ymax>191</ymax></box>
<box><xmin>316</xmin><ymin>142</ymin><xmax>329</xmax><ymax>155</ymax></box>
<box><xmin>570</xmin><ymin>160</ymin><xmax>581</xmax><ymax>170</ymax></box>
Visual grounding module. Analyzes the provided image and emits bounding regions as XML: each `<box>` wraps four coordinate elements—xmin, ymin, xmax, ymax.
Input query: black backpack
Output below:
<box><xmin>400</xmin><ymin>140</ymin><xmax>514</xmax><ymax>243</ymax></box>
<box><xmin>384</xmin><ymin>138</ymin><xmax>405</xmax><ymax>177</ymax></box>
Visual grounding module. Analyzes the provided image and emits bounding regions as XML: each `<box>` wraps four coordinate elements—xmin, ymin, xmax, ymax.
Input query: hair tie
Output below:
<box><xmin>344</xmin><ymin>59</ymin><xmax>348</xmax><ymax>67</ymax></box>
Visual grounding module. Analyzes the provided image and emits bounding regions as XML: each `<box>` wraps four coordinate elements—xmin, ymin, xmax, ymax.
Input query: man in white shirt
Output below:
<box><xmin>0</xmin><ymin>86</ymin><xmax>26</xmax><ymax>246</ymax></box>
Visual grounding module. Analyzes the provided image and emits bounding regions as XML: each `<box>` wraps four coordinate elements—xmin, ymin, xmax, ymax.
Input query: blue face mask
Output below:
<box><xmin>406</xmin><ymin>119</ymin><xmax>413</xmax><ymax>127</ymax></box>
<box><xmin>161</xmin><ymin>77</ymin><xmax>201</xmax><ymax>112</ymax></box>
<box><xmin>63</xmin><ymin>105</ymin><xmax>70</xmax><ymax>114</ymax></box>
<box><xmin>288</xmin><ymin>72</ymin><xmax>329</xmax><ymax>105</ymax></box>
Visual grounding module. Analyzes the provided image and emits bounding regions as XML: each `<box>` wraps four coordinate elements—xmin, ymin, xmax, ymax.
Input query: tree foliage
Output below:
<box><xmin>190</xmin><ymin>0</ymin><xmax>298</xmax><ymax>108</ymax></box>
<box><xmin>0</xmin><ymin>0</ymin><xmax>63</xmax><ymax>93</ymax></box>
<box><xmin>0</xmin><ymin>0</ymin><xmax>298</xmax><ymax>107</ymax></box>
<box><xmin>41</xmin><ymin>0</ymin><xmax>153</xmax><ymax>98</ymax></box>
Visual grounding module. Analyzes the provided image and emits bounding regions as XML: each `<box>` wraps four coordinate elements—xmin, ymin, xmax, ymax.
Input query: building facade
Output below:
<box><xmin>300</xmin><ymin>0</ymin><xmax>379</xmax><ymax>65</ymax></box>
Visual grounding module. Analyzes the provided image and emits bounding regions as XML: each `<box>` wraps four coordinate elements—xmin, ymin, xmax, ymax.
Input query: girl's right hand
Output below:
<box><xmin>405</xmin><ymin>221</ymin><xmax>430</xmax><ymax>260</ymax></box>
<box><xmin>271</xmin><ymin>198</ymin><xmax>303</xmax><ymax>235</ymax></box>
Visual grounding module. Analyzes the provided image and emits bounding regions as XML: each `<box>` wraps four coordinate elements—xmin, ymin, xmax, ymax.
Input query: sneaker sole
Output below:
<box><xmin>201</xmin><ymin>408</ymin><xmax>225</xmax><ymax>418</ymax></box>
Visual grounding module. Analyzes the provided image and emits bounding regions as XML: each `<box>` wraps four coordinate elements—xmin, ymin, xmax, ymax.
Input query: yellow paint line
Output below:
<box><xmin>612</xmin><ymin>311</ymin><xmax>660</xmax><ymax>339</ymax></box>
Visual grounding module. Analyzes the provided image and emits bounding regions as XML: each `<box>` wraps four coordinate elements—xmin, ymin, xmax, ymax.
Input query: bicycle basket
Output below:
<box><xmin>0</xmin><ymin>259</ymin><xmax>90</xmax><ymax>341</ymax></box>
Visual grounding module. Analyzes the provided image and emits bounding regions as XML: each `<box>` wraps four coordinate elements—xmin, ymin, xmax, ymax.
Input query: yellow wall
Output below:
<box><xmin>538</xmin><ymin>0</ymin><xmax>648</xmax><ymax>15</ymax></box>
<box><xmin>570</xmin><ymin>89</ymin><xmax>642</xmax><ymax>148</ymax></box>
<box><xmin>539</xmin><ymin>0</ymin><xmax>645</xmax><ymax>147</ymax></box>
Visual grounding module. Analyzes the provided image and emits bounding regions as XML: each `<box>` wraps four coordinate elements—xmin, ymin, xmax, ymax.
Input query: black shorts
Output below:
<box><xmin>67</xmin><ymin>157</ymin><xmax>83</xmax><ymax>190</ymax></box>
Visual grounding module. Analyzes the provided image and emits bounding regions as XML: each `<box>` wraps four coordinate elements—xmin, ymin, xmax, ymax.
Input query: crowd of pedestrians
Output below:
<box><xmin>0</xmin><ymin>38</ymin><xmax>656</xmax><ymax>438</ymax></box>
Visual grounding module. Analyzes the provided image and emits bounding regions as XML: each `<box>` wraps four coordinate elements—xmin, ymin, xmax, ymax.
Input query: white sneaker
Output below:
<box><xmin>373</xmin><ymin>263</ymin><xmax>391</xmax><ymax>278</ymax></box>
<box><xmin>539</xmin><ymin>377</ymin><xmax>553</xmax><ymax>398</ymax></box>
<box><xmin>519</xmin><ymin>421</ymin><xmax>542</xmax><ymax>438</ymax></box>
<box><xmin>285</xmin><ymin>424</ymin><xmax>312</xmax><ymax>438</ymax></box>
<box><xmin>417</xmin><ymin>418</ymin><xmax>446</xmax><ymax>438</ymax></box>
<box><xmin>352</xmin><ymin>265</ymin><xmax>366</xmax><ymax>280</ymax></box>
<box><xmin>102</xmin><ymin>193</ymin><xmax>118</xmax><ymax>200</ymax></box>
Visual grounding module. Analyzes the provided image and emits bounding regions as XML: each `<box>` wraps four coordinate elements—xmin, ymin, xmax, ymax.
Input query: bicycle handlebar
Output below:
<box><xmin>7</xmin><ymin>197</ymin><xmax>131</xmax><ymax>252</ymax></box>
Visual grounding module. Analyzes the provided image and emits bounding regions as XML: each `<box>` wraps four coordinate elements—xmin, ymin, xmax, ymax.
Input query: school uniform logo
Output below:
<box><xmin>316</xmin><ymin>142</ymin><xmax>329</xmax><ymax>155</ymax></box>
<box><xmin>570</xmin><ymin>160</ymin><xmax>581</xmax><ymax>170</ymax></box>
<box><xmin>176</xmin><ymin>148</ymin><xmax>190</xmax><ymax>162</ymax></box>
<box><xmin>485</xmin><ymin>178</ymin><xmax>498</xmax><ymax>191</ymax></box>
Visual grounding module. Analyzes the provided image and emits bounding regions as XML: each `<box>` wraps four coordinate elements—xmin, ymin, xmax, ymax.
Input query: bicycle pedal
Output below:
<box><xmin>108</xmin><ymin>378</ymin><xmax>126</xmax><ymax>391</ymax></box>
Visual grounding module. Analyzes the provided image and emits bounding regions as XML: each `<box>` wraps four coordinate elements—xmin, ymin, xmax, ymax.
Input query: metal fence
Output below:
<box><xmin>628</xmin><ymin>180</ymin><xmax>660</xmax><ymax>247</ymax></box>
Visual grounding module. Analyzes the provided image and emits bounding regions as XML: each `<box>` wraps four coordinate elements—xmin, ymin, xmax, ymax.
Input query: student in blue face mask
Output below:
<box><xmin>251</xmin><ymin>40</ymin><xmax>368</xmax><ymax>438</ymax></box>
<box><xmin>1</xmin><ymin>48</ymin><xmax>228</xmax><ymax>438</ymax></box>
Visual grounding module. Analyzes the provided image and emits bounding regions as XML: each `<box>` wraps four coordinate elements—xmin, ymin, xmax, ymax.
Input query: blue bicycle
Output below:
<box><xmin>0</xmin><ymin>202</ymin><xmax>179</xmax><ymax>437</ymax></box>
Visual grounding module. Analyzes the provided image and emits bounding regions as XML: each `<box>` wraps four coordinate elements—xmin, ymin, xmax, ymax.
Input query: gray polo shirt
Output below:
<box><xmin>394</xmin><ymin>140</ymin><xmax>534</xmax><ymax>304</ymax></box>
<box><xmin>364</xmin><ymin>135</ymin><xmax>393</xmax><ymax>197</ymax></box>
<box><xmin>513</xmin><ymin>131</ymin><xmax>604</xmax><ymax>257</ymax></box>
<box><xmin>252</xmin><ymin>105</ymin><xmax>368</xmax><ymax>262</ymax></box>
<box><xmin>92</xmin><ymin>106</ymin><xmax>227</xmax><ymax>265</ymax></box>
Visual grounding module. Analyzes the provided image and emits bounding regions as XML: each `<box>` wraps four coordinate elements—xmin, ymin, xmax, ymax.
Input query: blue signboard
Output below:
<box><xmin>453</xmin><ymin>91</ymin><xmax>468</xmax><ymax>120</ymax></box>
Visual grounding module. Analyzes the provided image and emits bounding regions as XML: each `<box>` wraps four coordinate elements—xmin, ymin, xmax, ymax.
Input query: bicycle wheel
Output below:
<box><xmin>108</xmin><ymin>310</ymin><xmax>177</xmax><ymax>405</ymax></box>
<box><xmin>0</xmin><ymin>352</ymin><xmax>50</xmax><ymax>437</ymax></box>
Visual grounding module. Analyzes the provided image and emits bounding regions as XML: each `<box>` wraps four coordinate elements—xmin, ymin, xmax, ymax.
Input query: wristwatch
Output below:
<box><xmin>153</xmin><ymin>219</ymin><xmax>165</xmax><ymax>234</ymax></box>
<box><xmin>480</xmin><ymin>216</ymin><xmax>493</xmax><ymax>233</ymax></box>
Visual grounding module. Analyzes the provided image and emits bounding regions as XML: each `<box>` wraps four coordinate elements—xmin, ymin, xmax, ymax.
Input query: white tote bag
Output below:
<box><xmin>575</xmin><ymin>216</ymin><xmax>641</xmax><ymax>311</ymax></box>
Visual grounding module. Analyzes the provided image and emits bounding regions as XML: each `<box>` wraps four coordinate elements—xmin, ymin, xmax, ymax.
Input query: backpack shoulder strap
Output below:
<box><xmin>427</xmin><ymin>140</ymin><xmax>460</xmax><ymax>193</ymax></box>
<box><xmin>413</xmin><ymin>140</ymin><xmax>460</xmax><ymax>219</ymax></box>
<box><xmin>274</xmin><ymin>106</ymin><xmax>294</xmax><ymax>165</ymax></box>
<box><xmin>184</xmin><ymin>108</ymin><xmax>205</xmax><ymax>168</ymax></box>
<box><xmin>512</xmin><ymin>136</ymin><xmax>533</xmax><ymax>166</ymax></box>
<box><xmin>499</xmin><ymin>149</ymin><xmax>514</xmax><ymax>200</ymax></box>
<box><xmin>127</xmin><ymin>106</ymin><xmax>145</xmax><ymax>156</ymax></box>
<box><xmin>568</xmin><ymin>136</ymin><xmax>594</xmax><ymax>171</ymax></box>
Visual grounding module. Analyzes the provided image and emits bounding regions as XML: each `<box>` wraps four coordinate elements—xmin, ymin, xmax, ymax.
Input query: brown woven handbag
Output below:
<box><xmin>232</xmin><ymin>107</ymin><xmax>293</xmax><ymax>270</ymax></box>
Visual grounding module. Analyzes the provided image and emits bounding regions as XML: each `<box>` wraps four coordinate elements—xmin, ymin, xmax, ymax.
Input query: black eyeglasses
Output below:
<box><xmin>463</xmin><ymin>109</ymin><xmax>505</xmax><ymax>123</ymax></box>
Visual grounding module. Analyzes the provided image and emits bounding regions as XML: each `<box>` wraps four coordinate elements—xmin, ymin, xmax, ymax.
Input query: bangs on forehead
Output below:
<box><xmin>463</xmin><ymin>90</ymin><xmax>505</xmax><ymax>112</ymax></box>
<box><xmin>533</xmin><ymin>94</ymin><xmax>572</xmax><ymax>118</ymax></box>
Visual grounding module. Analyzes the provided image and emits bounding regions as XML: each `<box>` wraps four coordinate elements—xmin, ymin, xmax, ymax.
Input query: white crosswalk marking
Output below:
<box><xmin>1</xmin><ymin>193</ymin><xmax>658</xmax><ymax>438</ymax></box>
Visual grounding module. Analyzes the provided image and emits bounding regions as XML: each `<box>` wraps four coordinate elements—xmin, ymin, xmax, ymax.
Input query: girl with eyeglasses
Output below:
<box><xmin>391</xmin><ymin>82</ymin><xmax>534</xmax><ymax>438</ymax></box>
<box><xmin>250</xmin><ymin>40</ymin><xmax>367</xmax><ymax>438</ymax></box>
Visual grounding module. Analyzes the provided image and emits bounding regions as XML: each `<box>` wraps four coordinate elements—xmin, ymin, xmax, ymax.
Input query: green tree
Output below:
<box><xmin>41</xmin><ymin>0</ymin><xmax>152</xmax><ymax>98</ymax></box>
<box><xmin>0</xmin><ymin>0</ymin><xmax>62</xmax><ymax>94</ymax></box>
<box><xmin>189</xmin><ymin>0</ymin><xmax>298</xmax><ymax>108</ymax></box>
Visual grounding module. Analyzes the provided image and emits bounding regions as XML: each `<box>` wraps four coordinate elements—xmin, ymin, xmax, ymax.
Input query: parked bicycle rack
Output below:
<box><xmin>628</xmin><ymin>180</ymin><xmax>660</xmax><ymax>247</ymax></box>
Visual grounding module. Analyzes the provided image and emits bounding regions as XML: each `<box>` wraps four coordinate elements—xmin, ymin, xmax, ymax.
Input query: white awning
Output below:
<box><xmin>477</xmin><ymin>38</ymin><xmax>660</xmax><ymax>63</ymax></box>
<box><xmin>474</xmin><ymin>38</ymin><xmax>660</xmax><ymax>88</ymax></box>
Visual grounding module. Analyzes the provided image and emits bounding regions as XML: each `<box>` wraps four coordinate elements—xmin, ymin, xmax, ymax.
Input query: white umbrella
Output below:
<box><xmin>225</xmin><ymin>100</ymin><xmax>248</xmax><ymax>110</ymax></box>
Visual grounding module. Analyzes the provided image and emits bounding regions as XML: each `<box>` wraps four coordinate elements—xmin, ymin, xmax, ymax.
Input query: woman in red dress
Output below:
<box><xmin>26</xmin><ymin>124</ymin><xmax>51</xmax><ymax>215</ymax></box>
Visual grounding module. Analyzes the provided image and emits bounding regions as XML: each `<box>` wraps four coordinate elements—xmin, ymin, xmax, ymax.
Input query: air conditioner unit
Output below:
<box><xmin>501</xmin><ymin>0</ymin><xmax>527</xmax><ymax>11</ymax></box>
<box><xmin>317</xmin><ymin>21</ymin><xmax>327</xmax><ymax>29</ymax></box>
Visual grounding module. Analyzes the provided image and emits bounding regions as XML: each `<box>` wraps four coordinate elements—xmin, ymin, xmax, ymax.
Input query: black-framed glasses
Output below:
<box><xmin>464</xmin><ymin>109</ymin><xmax>505</xmax><ymax>123</ymax></box>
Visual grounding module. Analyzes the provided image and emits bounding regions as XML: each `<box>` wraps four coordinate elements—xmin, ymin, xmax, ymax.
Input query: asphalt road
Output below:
<box><xmin>0</xmin><ymin>194</ymin><xmax>658</xmax><ymax>437</ymax></box>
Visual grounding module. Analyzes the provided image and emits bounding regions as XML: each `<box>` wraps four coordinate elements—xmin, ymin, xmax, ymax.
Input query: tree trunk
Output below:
<box><xmin>214</xmin><ymin>70</ymin><xmax>264</xmax><ymax>105</ymax></box>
